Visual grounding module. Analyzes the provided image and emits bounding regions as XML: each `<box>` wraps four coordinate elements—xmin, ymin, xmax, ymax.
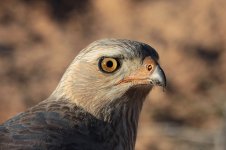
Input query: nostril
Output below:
<box><xmin>147</xmin><ymin>65</ymin><xmax>152</xmax><ymax>71</ymax></box>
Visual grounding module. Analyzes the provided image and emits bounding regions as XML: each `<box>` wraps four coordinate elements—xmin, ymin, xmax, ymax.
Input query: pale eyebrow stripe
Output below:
<box><xmin>96</xmin><ymin>54</ymin><xmax>125</xmax><ymax>61</ymax></box>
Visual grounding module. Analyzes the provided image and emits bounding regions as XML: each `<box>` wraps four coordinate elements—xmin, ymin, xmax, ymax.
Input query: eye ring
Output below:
<box><xmin>99</xmin><ymin>57</ymin><xmax>120</xmax><ymax>73</ymax></box>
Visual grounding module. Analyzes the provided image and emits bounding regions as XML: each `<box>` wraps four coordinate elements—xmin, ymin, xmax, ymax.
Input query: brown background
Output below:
<box><xmin>0</xmin><ymin>0</ymin><xmax>226</xmax><ymax>150</ymax></box>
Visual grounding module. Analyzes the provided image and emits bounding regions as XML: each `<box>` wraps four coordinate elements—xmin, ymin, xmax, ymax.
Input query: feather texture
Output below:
<box><xmin>0</xmin><ymin>86</ymin><xmax>150</xmax><ymax>150</ymax></box>
<box><xmin>0</xmin><ymin>39</ymin><xmax>166</xmax><ymax>150</ymax></box>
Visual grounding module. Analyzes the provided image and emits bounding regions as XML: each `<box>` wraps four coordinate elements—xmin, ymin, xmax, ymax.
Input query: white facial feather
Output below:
<box><xmin>52</xmin><ymin>39</ymin><xmax>158</xmax><ymax>116</ymax></box>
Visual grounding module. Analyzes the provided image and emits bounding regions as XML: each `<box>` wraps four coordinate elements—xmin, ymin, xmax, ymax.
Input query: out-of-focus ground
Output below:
<box><xmin>0</xmin><ymin>0</ymin><xmax>226</xmax><ymax>149</ymax></box>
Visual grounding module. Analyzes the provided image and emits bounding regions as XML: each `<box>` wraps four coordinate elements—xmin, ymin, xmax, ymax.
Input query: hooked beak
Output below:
<box><xmin>149</xmin><ymin>65</ymin><xmax>166</xmax><ymax>88</ymax></box>
<box><xmin>116</xmin><ymin>56</ymin><xmax>166</xmax><ymax>88</ymax></box>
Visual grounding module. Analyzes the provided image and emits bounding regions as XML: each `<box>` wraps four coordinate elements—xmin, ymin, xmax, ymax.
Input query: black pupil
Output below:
<box><xmin>106</xmin><ymin>60</ymin><xmax>113</xmax><ymax>68</ymax></box>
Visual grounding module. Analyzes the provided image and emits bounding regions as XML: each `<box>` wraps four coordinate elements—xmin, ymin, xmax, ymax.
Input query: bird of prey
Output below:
<box><xmin>0</xmin><ymin>39</ymin><xmax>166</xmax><ymax>150</ymax></box>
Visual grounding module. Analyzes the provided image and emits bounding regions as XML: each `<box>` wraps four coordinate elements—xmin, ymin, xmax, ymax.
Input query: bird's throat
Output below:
<box><xmin>94</xmin><ymin>86</ymin><xmax>152</xmax><ymax>150</ymax></box>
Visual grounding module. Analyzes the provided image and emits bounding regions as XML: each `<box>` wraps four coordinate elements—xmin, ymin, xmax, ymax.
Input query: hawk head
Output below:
<box><xmin>53</xmin><ymin>39</ymin><xmax>166</xmax><ymax>116</ymax></box>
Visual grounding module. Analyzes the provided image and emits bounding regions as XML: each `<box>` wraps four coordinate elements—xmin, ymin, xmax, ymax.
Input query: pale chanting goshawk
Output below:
<box><xmin>0</xmin><ymin>39</ymin><xmax>166</xmax><ymax>150</ymax></box>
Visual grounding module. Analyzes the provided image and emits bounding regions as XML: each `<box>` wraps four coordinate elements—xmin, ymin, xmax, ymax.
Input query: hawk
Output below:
<box><xmin>0</xmin><ymin>39</ymin><xmax>166</xmax><ymax>150</ymax></box>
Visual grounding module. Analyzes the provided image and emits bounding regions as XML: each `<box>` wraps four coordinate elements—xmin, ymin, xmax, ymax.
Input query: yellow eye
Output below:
<box><xmin>99</xmin><ymin>57</ymin><xmax>119</xmax><ymax>73</ymax></box>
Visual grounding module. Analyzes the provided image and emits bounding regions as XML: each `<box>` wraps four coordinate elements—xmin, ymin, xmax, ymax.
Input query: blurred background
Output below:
<box><xmin>0</xmin><ymin>0</ymin><xmax>226</xmax><ymax>149</ymax></box>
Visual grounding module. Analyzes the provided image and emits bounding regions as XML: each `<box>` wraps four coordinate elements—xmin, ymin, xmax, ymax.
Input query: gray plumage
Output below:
<box><xmin>0</xmin><ymin>39</ymin><xmax>166</xmax><ymax>150</ymax></box>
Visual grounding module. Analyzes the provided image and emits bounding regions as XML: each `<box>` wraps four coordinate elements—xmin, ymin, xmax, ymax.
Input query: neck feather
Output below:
<box><xmin>51</xmin><ymin>85</ymin><xmax>151</xmax><ymax>150</ymax></box>
<box><xmin>96</xmin><ymin>86</ymin><xmax>151</xmax><ymax>149</ymax></box>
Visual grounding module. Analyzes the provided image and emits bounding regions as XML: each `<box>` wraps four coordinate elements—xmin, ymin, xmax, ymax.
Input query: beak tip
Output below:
<box><xmin>150</xmin><ymin>65</ymin><xmax>166</xmax><ymax>88</ymax></box>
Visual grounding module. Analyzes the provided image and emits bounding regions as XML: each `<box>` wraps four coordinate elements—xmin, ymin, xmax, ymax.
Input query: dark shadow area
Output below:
<box><xmin>0</xmin><ymin>11</ymin><xmax>15</xmax><ymax>26</ymax></box>
<box><xmin>185</xmin><ymin>44</ymin><xmax>223</xmax><ymax>65</ymax></box>
<box><xmin>46</xmin><ymin>0</ymin><xmax>91</xmax><ymax>22</ymax></box>
<box><xmin>28</xmin><ymin>32</ymin><xmax>44</xmax><ymax>44</ymax></box>
<box><xmin>195</xmin><ymin>79</ymin><xmax>213</xmax><ymax>93</ymax></box>
<box><xmin>22</xmin><ymin>0</ymin><xmax>91</xmax><ymax>22</ymax></box>
<box><xmin>195</xmin><ymin>46</ymin><xmax>221</xmax><ymax>64</ymax></box>
<box><xmin>0</xmin><ymin>44</ymin><xmax>15</xmax><ymax>57</ymax></box>
<box><xmin>152</xmin><ymin>109</ymin><xmax>187</xmax><ymax>126</ymax></box>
